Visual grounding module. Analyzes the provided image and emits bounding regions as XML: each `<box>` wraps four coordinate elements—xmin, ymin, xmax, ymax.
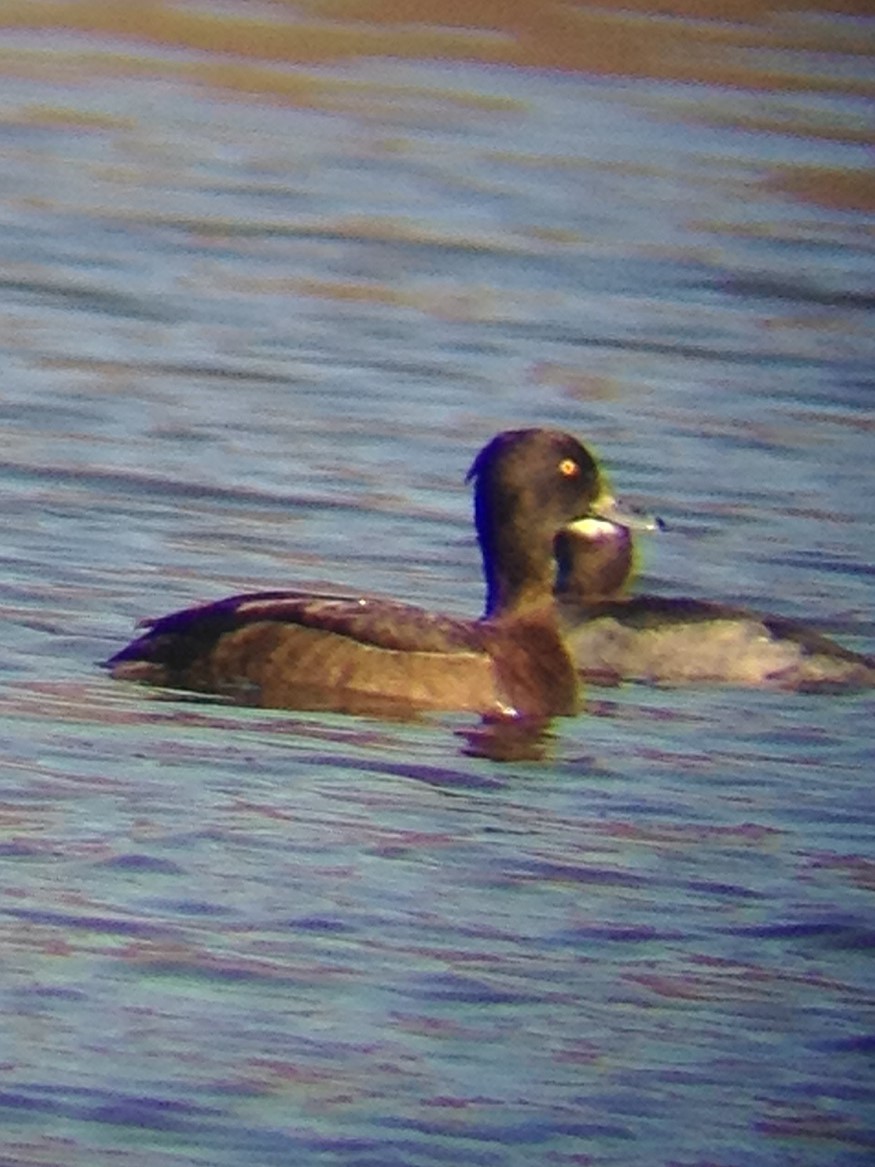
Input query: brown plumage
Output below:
<box><xmin>107</xmin><ymin>428</ymin><xmax>612</xmax><ymax>719</ymax></box>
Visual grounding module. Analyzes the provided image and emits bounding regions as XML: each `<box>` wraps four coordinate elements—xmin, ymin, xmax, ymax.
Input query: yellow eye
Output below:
<box><xmin>558</xmin><ymin>458</ymin><xmax>579</xmax><ymax>478</ymax></box>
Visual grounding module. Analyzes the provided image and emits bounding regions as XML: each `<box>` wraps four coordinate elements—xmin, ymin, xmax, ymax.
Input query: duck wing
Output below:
<box><xmin>105</xmin><ymin>589</ymin><xmax>491</xmax><ymax>714</ymax></box>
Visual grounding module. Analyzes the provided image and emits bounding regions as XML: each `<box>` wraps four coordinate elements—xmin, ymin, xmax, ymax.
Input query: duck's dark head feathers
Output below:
<box><xmin>555</xmin><ymin>519</ymin><xmax>634</xmax><ymax>601</ymax></box>
<box><xmin>467</xmin><ymin>428</ymin><xmax>603</xmax><ymax>617</ymax></box>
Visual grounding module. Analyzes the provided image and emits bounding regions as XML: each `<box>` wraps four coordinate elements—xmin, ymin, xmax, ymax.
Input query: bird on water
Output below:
<box><xmin>107</xmin><ymin>428</ymin><xmax>620</xmax><ymax>720</ymax></box>
<box><xmin>555</xmin><ymin>514</ymin><xmax>874</xmax><ymax>691</ymax></box>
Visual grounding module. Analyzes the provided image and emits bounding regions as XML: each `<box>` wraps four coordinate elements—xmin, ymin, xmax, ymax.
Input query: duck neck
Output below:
<box><xmin>480</xmin><ymin>523</ymin><xmax>557</xmax><ymax>618</ymax></box>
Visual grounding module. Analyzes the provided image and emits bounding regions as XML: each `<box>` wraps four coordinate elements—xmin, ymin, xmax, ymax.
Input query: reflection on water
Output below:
<box><xmin>0</xmin><ymin>3</ymin><xmax>873</xmax><ymax>1165</ymax></box>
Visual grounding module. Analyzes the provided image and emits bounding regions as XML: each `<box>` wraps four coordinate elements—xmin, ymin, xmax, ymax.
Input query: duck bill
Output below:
<box><xmin>566</xmin><ymin>493</ymin><xmax>664</xmax><ymax>539</ymax></box>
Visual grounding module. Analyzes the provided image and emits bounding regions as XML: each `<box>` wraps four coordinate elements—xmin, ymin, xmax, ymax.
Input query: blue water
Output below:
<box><xmin>0</xmin><ymin>9</ymin><xmax>873</xmax><ymax>1166</ymax></box>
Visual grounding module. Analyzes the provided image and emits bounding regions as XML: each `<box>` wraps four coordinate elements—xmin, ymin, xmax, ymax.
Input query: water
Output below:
<box><xmin>0</xmin><ymin>4</ymin><xmax>873</xmax><ymax>1164</ymax></box>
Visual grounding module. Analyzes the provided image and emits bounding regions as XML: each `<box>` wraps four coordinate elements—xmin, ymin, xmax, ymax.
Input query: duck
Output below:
<box><xmin>106</xmin><ymin>428</ymin><xmax>617</xmax><ymax>719</ymax></box>
<box><xmin>555</xmin><ymin>518</ymin><xmax>875</xmax><ymax>691</ymax></box>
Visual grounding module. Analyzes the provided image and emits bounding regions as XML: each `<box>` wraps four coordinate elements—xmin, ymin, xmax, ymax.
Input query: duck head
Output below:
<box><xmin>466</xmin><ymin>428</ymin><xmax>605</xmax><ymax>617</ymax></box>
<box><xmin>556</xmin><ymin>497</ymin><xmax>663</xmax><ymax>601</ymax></box>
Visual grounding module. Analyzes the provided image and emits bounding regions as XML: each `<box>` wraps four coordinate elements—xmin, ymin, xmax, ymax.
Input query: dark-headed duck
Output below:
<box><xmin>107</xmin><ymin>428</ymin><xmax>615</xmax><ymax>719</ymax></box>
<box><xmin>555</xmin><ymin>520</ymin><xmax>875</xmax><ymax>692</ymax></box>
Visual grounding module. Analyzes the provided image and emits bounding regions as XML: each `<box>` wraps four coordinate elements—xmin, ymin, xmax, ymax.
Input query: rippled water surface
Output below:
<box><xmin>1</xmin><ymin>3</ymin><xmax>873</xmax><ymax>1164</ymax></box>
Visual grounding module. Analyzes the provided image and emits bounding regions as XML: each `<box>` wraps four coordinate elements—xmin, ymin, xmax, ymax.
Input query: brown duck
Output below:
<box><xmin>107</xmin><ymin>428</ymin><xmax>617</xmax><ymax>719</ymax></box>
